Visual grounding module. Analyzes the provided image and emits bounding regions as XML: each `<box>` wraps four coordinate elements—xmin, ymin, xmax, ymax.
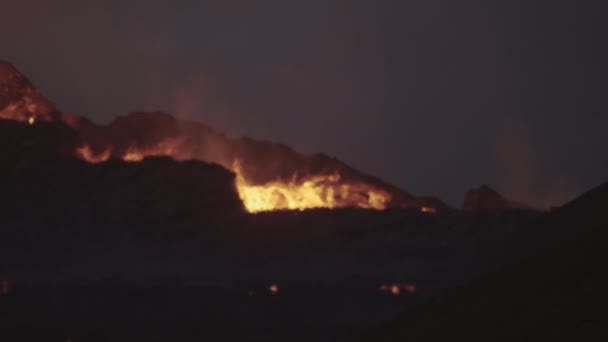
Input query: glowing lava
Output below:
<box><xmin>76</xmin><ymin>145</ymin><xmax>112</xmax><ymax>164</ymax></box>
<box><xmin>6</xmin><ymin>105</ymin><xmax>397</xmax><ymax>214</ymax></box>
<box><xmin>73</xmin><ymin>139</ymin><xmax>394</xmax><ymax>213</ymax></box>
<box><xmin>74</xmin><ymin>144</ymin><xmax>392</xmax><ymax>213</ymax></box>
<box><xmin>233</xmin><ymin>160</ymin><xmax>391</xmax><ymax>213</ymax></box>
<box><xmin>1</xmin><ymin>61</ymin><xmax>411</xmax><ymax>214</ymax></box>
<box><xmin>122</xmin><ymin>139</ymin><xmax>189</xmax><ymax>162</ymax></box>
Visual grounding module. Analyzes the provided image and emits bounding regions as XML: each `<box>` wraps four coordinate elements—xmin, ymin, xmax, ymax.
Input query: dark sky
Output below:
<box><xmin>2</xmin><ymin>0</ymin><xmax>607</xmax><ymax>207</ymax></box>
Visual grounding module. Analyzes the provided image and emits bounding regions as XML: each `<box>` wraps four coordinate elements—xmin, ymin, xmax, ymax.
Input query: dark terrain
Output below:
<box><xmin>1</xmin><ymin>60</ymin><xmax>605</xmax><ymax>341</ymax></box>
<box><xmin>0</xmin><ymin>118</ymin><xmax>556</xmax><ymax>342</ymax></box>
<box><xmin>363</xmin><ymin>183</ymin><xmax>608</xmax><ymax>341</ymax></box>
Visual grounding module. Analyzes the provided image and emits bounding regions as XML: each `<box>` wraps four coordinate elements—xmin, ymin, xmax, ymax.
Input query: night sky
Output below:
<box><xmin>2</xmin><ymin>1</ymin><xmax>606</xmax><ymax>208</ymax></box>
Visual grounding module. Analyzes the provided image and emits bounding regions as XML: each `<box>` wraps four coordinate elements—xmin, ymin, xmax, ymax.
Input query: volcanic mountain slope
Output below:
<box><xmin>69</xmin><ymin>111</ymin><xmax>430</xmax><ymax>210</ymax></box>
<box><xmin>0</xmin><ymin>62</ymin><xmax>58</xmax><ymax>123</ymax></box>
<box><xmin>0</xmin><ymin>60</ymin><xmax>444</xmax><ymax>212</ymax></box>
<box><xmin>363</xmin><ymin>182</ymin><xmax>608</xmax><ymax>341</ymax></box>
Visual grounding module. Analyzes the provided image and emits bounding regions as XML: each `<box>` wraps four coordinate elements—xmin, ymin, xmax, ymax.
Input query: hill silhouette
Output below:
<box><xmin>0</xmin><ymin>60</ymin><xmax>446</xmax><ymax>211</ymax></box>
<box><xmin>363</xmin><ymin>182</ymin><xmax>608</xmax><ymax>341</ymax></box>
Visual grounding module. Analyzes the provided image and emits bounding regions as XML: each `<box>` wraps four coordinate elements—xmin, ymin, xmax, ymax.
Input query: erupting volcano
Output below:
<box><xmin>0</xmin><ymin>61</ymin><xmax>439</xmax><ymax>213</ymax></box>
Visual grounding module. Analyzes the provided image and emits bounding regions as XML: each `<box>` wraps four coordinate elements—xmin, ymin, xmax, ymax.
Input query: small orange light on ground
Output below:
<box><xmin>421</xmin><ymin>206</ymin><xmax>437</xmax><ymax>214</ymax></box>
<box><xmin>268</xmin><ymin>284</ymin><xmax>279</xmax><ymax>294</ymax></box>
<box><xmin>390</xmin><ymin>285</ymin><xmax>401</xmax><ymax>295</ymax></box>
<box><xmin>380</xmin><ymin>283</ymin><xmax>416</xmax><ymax>296</ymax></box>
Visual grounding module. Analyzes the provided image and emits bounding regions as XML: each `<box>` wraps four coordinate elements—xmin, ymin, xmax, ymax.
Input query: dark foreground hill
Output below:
<box><xmin>0</xmin><ymin>119</ymin><xmax>244</xmax><ymax>228</ymax></box>
<box><xmin>362</xmin><ymin>182</ymin><xmax>608</xmax><ymax>341</ymax></box>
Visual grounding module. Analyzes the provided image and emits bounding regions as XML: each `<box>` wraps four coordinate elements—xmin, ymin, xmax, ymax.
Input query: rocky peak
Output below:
<box><xmin>463</xmin><ymin>185</ymin><xmax>509</xmax><ymax>211</ymax></box>
<box><xmin>0</xmin><ymin>60</ymin><xmax>57</xmax><ymax>123</ymax></box>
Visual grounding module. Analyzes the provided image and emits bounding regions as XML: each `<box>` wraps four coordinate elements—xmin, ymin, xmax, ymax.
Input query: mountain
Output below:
<box><xmin>0</xmin><ymin>61</ymin><xmax>58</xmax><ymax>123</ymax></box>
<box><xmin>0</xmin><ymin>60</ymin><xmax>445</xmax><ymax>212</ymax></box>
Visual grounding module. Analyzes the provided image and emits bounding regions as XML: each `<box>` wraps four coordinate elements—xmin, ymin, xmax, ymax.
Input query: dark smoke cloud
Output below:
<box><xmin>1</xmin><ymin>0</ymin><xmax>607</xmax><ymax>207</ymax></box>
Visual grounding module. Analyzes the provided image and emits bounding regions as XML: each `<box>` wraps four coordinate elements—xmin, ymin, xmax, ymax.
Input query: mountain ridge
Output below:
<box><xmin>0</xmin><ymin>60</ymin><xmax>447</xmax><ymax>211</ymax></box>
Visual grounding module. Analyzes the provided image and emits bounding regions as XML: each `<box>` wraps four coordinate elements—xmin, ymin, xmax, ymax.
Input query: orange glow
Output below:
<box><xmin>379</xmin><ymin>283</ymin><xmax>416</xmax><ymax>295</ymax></box>
<box><xmin>390</xmin><ymin>285</ymin><xmax>401</xmax><ymax>295</ymax></box>
<box><xmin>71</xmin><ymin>138</ymin><xmax>393</xmax><ymax>213</ymax></box>
<box><xmin>421</xmin><ymin>206</ymin><xmax>437</xmax><ymax>214</ymax></box>
<box><xmin>233</xmin><ymin>160</ymin><xmax>391</xmax><ymax>213</ymax></box>
<box><xmin>76</xmin><ymin>145</ymin><xmax>111</xmax><ymax>164</ymax></box>
<box><xmin>1</xmin><ymin>65</ymin><xmax>404</xmax><ymax>214</ymax></box>
<box><xmin>122</xmin><ymin>139</ymin><xmax>189</xmax><ymax>162</ymax></box>
<box><xmin>268</xmin><ymin>284</ymin><xmax>279</xmax><ymax>294</ymax></box>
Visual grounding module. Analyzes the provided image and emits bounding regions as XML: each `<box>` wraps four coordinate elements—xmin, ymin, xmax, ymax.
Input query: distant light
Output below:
<box><xmin>390</xmin><ymin>285</ymin><xmax>400</xmax><ymax>295</ymax></box>
<box><xmin>379</xmin><ymin>283</ymin><xmax>416</xmax><ymax>296</ymax></box>
<box><xmin>402</xmin><ymin>284</ymin><xmax>416</xmax><ymax>294</ymax></box>
<box><xmin>421</xmin><ymin>206</ymin><xmax>437</xmax><ymax>214</ymax></box>
<box><xmin>268</xmin><ymin>284</ymin><xmax>279</xmax><ymax>294</ymax></box>
<box><xmin>28</xmin><ymin>116</ymin><xmax>35</xmax><ymax>125</ymax></box>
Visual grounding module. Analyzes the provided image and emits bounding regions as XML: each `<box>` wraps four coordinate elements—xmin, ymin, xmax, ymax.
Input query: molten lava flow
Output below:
<box><xmin>122</xmin><ymin>139</ymin><xmax>189</xmax><ymax>162</ymax></box>
<box><xmin>232</xmin><ymin>160</ymin><xmax>391</xmax><ymax>213</ymax></box>
<box><xmin>75</xmin><ymin>141</ymin><xmax>393</xmax><ymax>213</ymax></box>
<box><xmin>76</xmin><ymin>145</ymin><xmax>111</xmax><ymax>164</ymax></box>
<box><xmin>75</xmin><ymin>139</ymin><xmax>189</xmax><ymax>164</ymax></box>
<box><xmin>73</xmin><ymin>140</ymin><xmax>392</xmax><ymax>213</ymax></box>
<box><xmin>1</xmin><ymin>61</ymin><xmax>406</xmax><ymax>214</ymax></box>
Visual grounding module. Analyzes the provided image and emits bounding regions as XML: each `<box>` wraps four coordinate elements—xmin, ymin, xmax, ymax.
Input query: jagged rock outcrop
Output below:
<box><xmin>0</xmin><ymin>61</ymin><xmax>58</xmax><ymax>123</ymax></box>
